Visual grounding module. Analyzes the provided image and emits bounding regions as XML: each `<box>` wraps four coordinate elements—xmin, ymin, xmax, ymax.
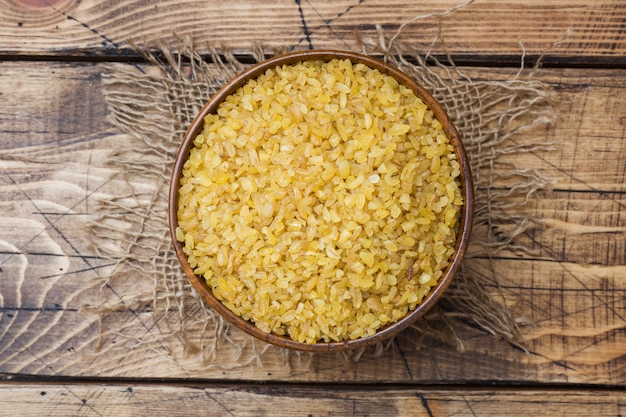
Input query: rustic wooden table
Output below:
<box><xmin>1</xmin><ymin>0</ymin><xmax>625</xmax><ymax>415</ymax></box>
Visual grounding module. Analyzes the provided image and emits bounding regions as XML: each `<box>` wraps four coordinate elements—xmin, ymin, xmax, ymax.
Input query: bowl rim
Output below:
<box><xmin>168</xmin><ymin>49</ymin><xmax>474</xmax><ymax>352</ymax></box>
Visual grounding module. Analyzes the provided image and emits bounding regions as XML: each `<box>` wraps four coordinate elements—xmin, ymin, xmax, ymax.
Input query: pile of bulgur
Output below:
<box><xmin>176</xmin><ymin>58</ymin><xmax>463</xmax><ymax>344</ymax></box>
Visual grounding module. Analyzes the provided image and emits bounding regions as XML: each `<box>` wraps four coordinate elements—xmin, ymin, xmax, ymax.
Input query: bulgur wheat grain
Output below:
<box><xmin>177</xmin><ymin>58</ymin><xmax>463</xmax><ymax>344</ymax></box>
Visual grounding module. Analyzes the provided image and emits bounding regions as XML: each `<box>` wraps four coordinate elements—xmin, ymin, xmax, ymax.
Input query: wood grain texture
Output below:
<box><xmin>0</xmin><ymin>0</ymin><xmax>625</xmax><ymax>65</ymax></box>
<box><xmin>0</xmin><ymin>61</ymin><xmax>624</xmax><ymax>385</ymax></box>
<box><xmin>0</xmin><ymin>384</ymin><xmax>625</xmax><ymax>416</ymax></box>
<box><xmin>450</xmin><ymin>67</ymin><xmax>626</xmax><ymax>192</ymax></box>
<box><xmin>2</xmin><ymin>1</ymin><xmax>624</xmax><ymax>415</ymax></box>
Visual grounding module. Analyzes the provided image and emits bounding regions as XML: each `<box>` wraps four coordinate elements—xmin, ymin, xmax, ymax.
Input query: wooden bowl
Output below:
<box><xmin>169</xmin><ymin>50</ymin><xmax>474</xmax><ymax>352</ymax></box>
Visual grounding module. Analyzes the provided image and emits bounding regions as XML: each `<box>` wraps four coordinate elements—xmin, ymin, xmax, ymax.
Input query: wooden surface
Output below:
<box><xmin>1</xmin><ymin>384</ymin><xmax>626</xmax><ymax>416</ymax></box>
<box><xmin>1</xmin><ymin>0</ymin><xmax>625</xmax><ymax>65</ymax></box>
<box><xmin>1</xmin><ymin>0</ymin><xmax>625</xmax><ymax>415</ymax></box>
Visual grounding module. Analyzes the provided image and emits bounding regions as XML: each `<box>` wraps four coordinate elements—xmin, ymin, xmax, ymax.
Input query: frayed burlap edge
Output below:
<box><xmin>85</xmin><ymin>32</ymin><xmax>555</xmax><ymax>368</ymax></box>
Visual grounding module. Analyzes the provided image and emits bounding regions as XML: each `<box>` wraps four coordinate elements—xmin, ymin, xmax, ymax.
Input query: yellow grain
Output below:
<box><xmin>177</xmin><ymin>58</ymin><xmax>463</xmax><ymax>344</ymax></box>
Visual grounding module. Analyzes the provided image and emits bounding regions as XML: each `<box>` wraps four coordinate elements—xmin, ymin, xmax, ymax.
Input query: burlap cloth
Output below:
<box><xmin>87</xmin><ymin>30</ymin><xmax>556</xmax><ymax>367</ymax></box>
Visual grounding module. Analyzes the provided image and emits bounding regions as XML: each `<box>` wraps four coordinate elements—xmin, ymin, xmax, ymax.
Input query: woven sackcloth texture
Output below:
<box><xmin>87</xmin><ymin>33</ymin><xmax>555</xmax><ymax>367</ymax></box>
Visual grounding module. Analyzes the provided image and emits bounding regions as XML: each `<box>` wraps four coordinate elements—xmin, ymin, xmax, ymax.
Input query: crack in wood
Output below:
<box><xmin>393</xmin><ymin>338</ymin><xmax>414</xmax><ymax>380</ymax></box>
<box><xmin>417</xmin><ymin>393</ymin><xmax>435</xmax><ymax>417</ymax></box>
<box><xmin>295</xmin><ymin>0</ymin><xmax>315</xmax><ymax>50</ymax></box>
<box><xmin>301</xmin><ymin>0</ymin><xmax>360</xmax><ymax>51</ymax></box>
<box><xmin>462</xmin><ymin>394</ymin><xmax>481</xmax><ymax>417</ymax></box>
<box><xmin>39</xmin><ymin>262</ymin><xmax>116</xmax><ymax>280</ymax></box>
<box><xmin>0</xmin><ymin>306</ymin><xmax>79</xmax><ymax>312</ymax></box>
<box><xmin>202</xmin><ymin>389</ymin><xmax>236</xmax><ymax>417</ymax></box>
<box><xmin>43</xmin><ymin>0</ymin><xmax>119</xmax><ymax>49</ymax></box>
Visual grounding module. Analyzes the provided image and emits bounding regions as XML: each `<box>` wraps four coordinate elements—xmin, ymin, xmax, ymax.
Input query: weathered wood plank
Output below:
<box><xmin>0</xmin><ymin>62</ymin><xmax>625</xmax><ymax>384</ymax></box>
<box><xmin>0</xmin><ymin>383</ymin><xmax>624</xmax><ymax>417</ymax></box>
<box><xmin>2</xmin><ymin>260</ymin><xmax>624</xmax><ymax>383</ymax></box>
<box><xmin>1</xmin><ymin>0</ymin><xmax>625</xmax><ymax>64</ymax></box>
<box><xmin>520</xmin><ymin>190</ymin><xmax>626</xmax><ymax>265</ymax></box>
<box><xmin>2</xmin><ymin>63</ymin><xmax>624</xmax><ymax>192</ymax></box>
<box><xmin>464</xmin><ymin>259</ymin><xmax>626</xmax><ymax>384</ymax></box>
<box><xmin>456</xmin><ymin>67</ymin><xmax>626</xmax><ymax>194</ymax></box>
